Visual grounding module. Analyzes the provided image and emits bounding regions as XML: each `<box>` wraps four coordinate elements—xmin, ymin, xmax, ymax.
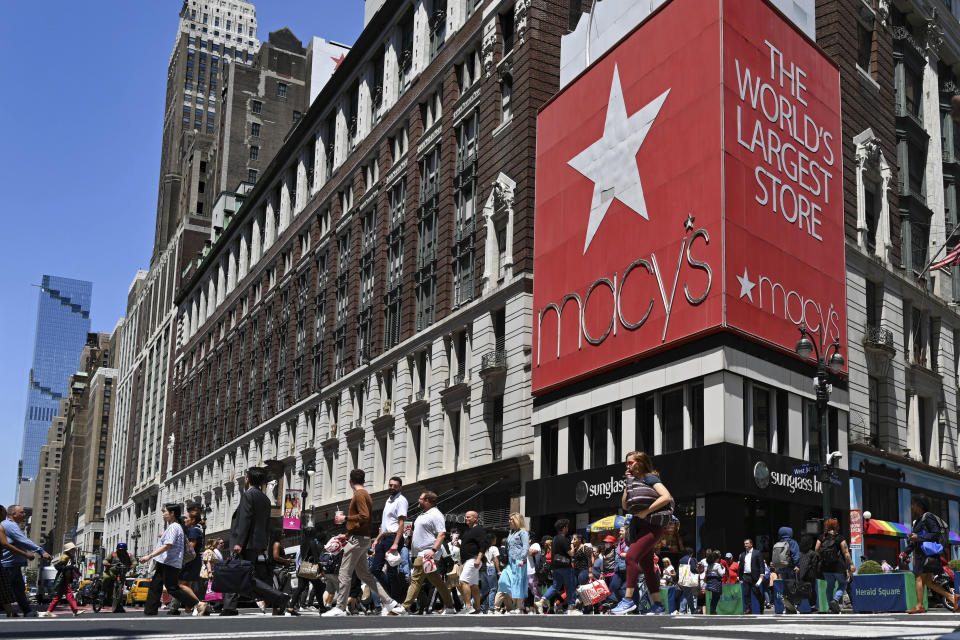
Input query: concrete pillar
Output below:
<box><xmin>296</xmin><ymin>155</ymin><xmax>307</xmax><ymax>214</ymax></box>
<box><xmin>621</xmin><ymin>397</ymin><xmax>637</xmax><ymax>455</ymax></box>
<box><xmin>557</xmin><ymin>416</ymin><xmax>569</xmax><ymax>474</ymax></box>
<box><xmin>789</xmin><ymin>393</ymin><xmax>804</xmax><ymax>460</ymax></box>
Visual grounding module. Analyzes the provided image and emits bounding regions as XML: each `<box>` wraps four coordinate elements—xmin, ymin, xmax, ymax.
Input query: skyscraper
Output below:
<box><xmin>18</xmin><ymin>275</ymin><xmax>92</xmax><ymax>483</ymax></box>
<box><xmin>152</xmin><ymin>0</ymin><xmax>260</xmax><ymax>263</ymax></box>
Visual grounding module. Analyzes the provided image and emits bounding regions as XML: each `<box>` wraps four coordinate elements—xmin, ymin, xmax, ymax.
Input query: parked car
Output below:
<box><xmin>126</xmin><ymin>579</ymin><xmax>151</xmax><ymax>606</ymax></box>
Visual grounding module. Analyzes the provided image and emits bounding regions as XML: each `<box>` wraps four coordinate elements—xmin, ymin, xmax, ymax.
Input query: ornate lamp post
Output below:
<box><xmin>299</xmin><ymin>461</ymin><xmax>316</xmax><ymax>529</ymax></box>
<box><xmin>795</xmin><ymin>325</ymin><xmax>845</xmax><ymax>523</ymax></box>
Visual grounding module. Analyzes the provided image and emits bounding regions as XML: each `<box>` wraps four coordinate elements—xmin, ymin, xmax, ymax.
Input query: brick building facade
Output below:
<box><xmin>164</xmin><ymin>0</ymin><xmax>573</xmax><ymax>535</ymax></box>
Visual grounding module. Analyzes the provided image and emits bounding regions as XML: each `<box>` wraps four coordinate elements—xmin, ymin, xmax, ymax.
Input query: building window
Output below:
<box><xmin>568</xmin><ymin>0</ymin><xmax>583</xmax><ymax>32</ymax></box>
<box><xmin>856</xmin><ymin>9</ymin><xmax>874</xmax><ymax>72</ymax></box>
<box><xmin>500</xmin><ymin>73</ymin><xmax>513</xmax><ymax>123</ymax></box>
<box><xmin>249</xmin><ymin>145</ymin><xmax>259</xmax><ymax>160</ymax></box>
<box><xmin>248</xmin><ymin>169</ymin><xmax>258</xmax><ymax>183</ymax></box>
<box><xmin>453</xmin><ymin>112</ymin><xmax>477</xmax><ymax>307</ymax></box>
<box><xmin>277</xmin><ymin>82</ymin><xmax>288</xmax><ymax>98</ymax></box>
<box><xmin>416</xmin><ymin>147</ymin><xmax>440</xmax><ymax>330</ymax></box>
<box><xmin>422</xmin><ymin>89</ymin><xmax>442</xmax><ymax>131</ymax></box>
<box><xmin>391</xmin><ymin>127</ymin><xmax>409</xmax><ymax>161</ymax></box>
<box><xmin>293</xmin><ymin>110</ymin><xmax>302</xmax><ymax>124</ymax></box>
<box><xmin>251</xmin><ymin>100</ymin><xmax>262</xmax><ymax>113</ymax></box>
<box><xmin>251</xmin><ymin>122</ymin><xmax>261</xmax><ymax>137</ymax></box>
<box><xmin>398</xmin><ymin>10</ymin><xmax>415</xmax><ymax>94</ymax></box>
<box><xmin>501</xmin><ymin>7</ymin><xmax>515</xmax><ymax>55</ymax></box>
<box><xmin>458</xmin><ymin>48</ymin><xmax>481</xmax><ymax>96</ymax></box>
<box><xmin>386</xmin><ymin>180</ymin><xmax>405</xmax><ymax>350</ymax></box>
<box><xmin>429</xmin><ymin>0</ymin><xmax>448</xmax><ymax>60</ymax></box>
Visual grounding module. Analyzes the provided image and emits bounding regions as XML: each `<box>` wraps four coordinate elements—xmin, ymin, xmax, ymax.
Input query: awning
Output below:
<box><xmin>865</xmin><ymin>519</ymin><xmax>911</xmax><ymax>537</ymax></box>
<box><xmin>867</xmin><ymin>519</ymin><xmax>960</xmax><ymax>545</ymax></box>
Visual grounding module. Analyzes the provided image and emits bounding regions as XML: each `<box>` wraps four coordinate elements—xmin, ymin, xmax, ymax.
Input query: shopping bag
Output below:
<box><xmin>576</xmin><ymin>579</ymin><xmax>611</xmax><ymax>605</ymax></box>
<box><xmin>204</xmin><ymin>580</ymin><xmax>223</xmax><ymax>602</ymax></box>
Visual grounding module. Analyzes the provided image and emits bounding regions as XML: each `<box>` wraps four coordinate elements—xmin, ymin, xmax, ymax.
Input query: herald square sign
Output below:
<box><xmin>532</xmin><ymin>0</ymin><xmax>846</xmax><ymax>394</ymax></box>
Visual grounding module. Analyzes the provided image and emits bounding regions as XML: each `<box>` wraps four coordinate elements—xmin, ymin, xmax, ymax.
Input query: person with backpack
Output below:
<box><xmin>904</xmin><ymin>496</ymin><xmax>959</xmax><ymax>614</ymax></box>
<box><xmin>815</xmin><ymin>518</ymin><xmax>854</xmax><ymax>614</ymax></box>
<box><xmin>703</xmin><ymin>549</ymin><xmax>725</xmax><ymax>615</ymax></box>
<box><xmin>38</xmin><ymin>542</ymin><xmax>81</xmax><ymax>617</ymax></box>
<box><xmin>610</xmin><ymin>451</ymin><xmax>673</xmax><ymax>615</ymax></box>
<box><xmin>771</xmin><ymin>526</ymin><xmax>802</xmax><ymax>613</ymax></box>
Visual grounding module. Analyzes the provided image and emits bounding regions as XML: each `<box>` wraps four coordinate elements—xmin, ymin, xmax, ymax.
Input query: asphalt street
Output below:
<box><xmin>3</xmin><ymin>609</ymin><xmax>959</xmax><ymax>640</ymax></box>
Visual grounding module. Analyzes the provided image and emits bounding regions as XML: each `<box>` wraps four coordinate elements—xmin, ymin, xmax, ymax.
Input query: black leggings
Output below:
<box><xmin>291</xmin><ymin>577</ymin><xmax>324</xmax><ymax>608</ymax></box>
<box><xmin>144</xmin><ymin>562</ymin><xmax>199</xmax><ymax>614</ymax></box>
<box><xmin>708</xmin><ymin>589</ymin><xmax>720</xmax><ymax>615</ymax></box>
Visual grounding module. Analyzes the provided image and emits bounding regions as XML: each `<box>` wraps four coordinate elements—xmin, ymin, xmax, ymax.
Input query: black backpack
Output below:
<box><xmin>819</xmin><ymin>535</ymin><xmax>842</xmax><ymax>569</ymax></box>
<box><xmin>535</xmin><ymin>552</ymin><xmax>552</xmax><ymax>584</ymax></box>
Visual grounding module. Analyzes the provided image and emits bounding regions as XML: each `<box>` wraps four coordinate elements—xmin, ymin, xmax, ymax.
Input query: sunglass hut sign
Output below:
<box><xmin>532</xmin><ymin>0</ymin><xmax>846</xmax><ymax>394</ymax></box>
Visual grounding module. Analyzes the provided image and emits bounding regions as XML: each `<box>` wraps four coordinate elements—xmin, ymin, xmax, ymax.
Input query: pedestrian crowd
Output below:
<box><xmin>1</xmin><ymin>450</ymin><xmax>958</xmax><ymax>618</ymax></box>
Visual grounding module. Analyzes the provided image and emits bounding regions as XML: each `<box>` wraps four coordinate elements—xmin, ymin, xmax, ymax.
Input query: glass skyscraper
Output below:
<box><xmin>18</xmin><ymin>275</ymin><xmax>92</xmax><ymax>480</ymax></box>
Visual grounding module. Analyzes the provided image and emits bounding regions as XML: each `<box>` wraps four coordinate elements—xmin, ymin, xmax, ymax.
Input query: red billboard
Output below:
<box><xmin>532</xmin><ymin>0</ymin><xmax>845</xmax><ymax>394</ymax></box>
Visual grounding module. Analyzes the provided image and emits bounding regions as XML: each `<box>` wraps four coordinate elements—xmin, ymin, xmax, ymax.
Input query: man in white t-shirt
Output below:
<box><xmin>371</xmin><ymin>476</ymin><xmax>408</xmax><ymax>602</ymax></box>
<box><xmin>400</xmin><ymin>491</ymin><xmax>455</xmax><ymax>613</ymax></box>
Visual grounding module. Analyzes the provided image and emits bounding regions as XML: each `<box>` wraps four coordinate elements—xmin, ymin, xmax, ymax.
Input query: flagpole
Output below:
<box><xmin>919</xmin><ymin>222</ymin><xmax>960</xmax><ymax>275</ymax></box>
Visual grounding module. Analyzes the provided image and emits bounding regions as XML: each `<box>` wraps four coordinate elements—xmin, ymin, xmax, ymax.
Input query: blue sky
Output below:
<box><xmin>0</xmin><ymin>1</ymin><xmax>366</xmax><ymax>508</ymax></box>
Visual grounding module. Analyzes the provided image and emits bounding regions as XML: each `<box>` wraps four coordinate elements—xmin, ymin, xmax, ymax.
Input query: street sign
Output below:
<box><xmin>827</xmin><ymin>472</ymin><xmax>842</xmax><ymax>487</ymax></box>
<box><xmin>792</xmin><ymin>463</ymin><xmax>820</xmax><ymax>477</ymax></box>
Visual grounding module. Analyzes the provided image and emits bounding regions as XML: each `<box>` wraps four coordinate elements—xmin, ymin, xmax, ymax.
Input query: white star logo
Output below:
<box><xmin>568</xmin><ymin>65</ymin><xmax>670</xmax><ymax>254</ymax></box>
<box><xmin>737</xmin><ymin>268</ymin><xmax>756</xmax><ymax>303</ymax></box>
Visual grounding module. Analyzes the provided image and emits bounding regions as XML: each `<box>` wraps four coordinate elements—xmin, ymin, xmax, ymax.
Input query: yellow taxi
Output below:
<box><xmin>127</xmin><ymin>579</ymin><xmax>151</xmax><ymax>605</ymax></box>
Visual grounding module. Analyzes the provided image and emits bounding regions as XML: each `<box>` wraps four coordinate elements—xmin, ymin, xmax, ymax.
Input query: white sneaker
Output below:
<box><xmin>322</xmin><ymin>606</ymin><xmax>347</xmax><ymax>617</ymax></box>
<box><xmin>38</xmin><ymin>611</ymin><xmax>54</xmax><ymax>618</ymax></box>
<box><xmin>506</xmin><ymin>609</ymin><xmax>521</xmax><ymax>615</ymax></box>
<box><xmin>441</xmin><ymin>607</ymin><xmax>456</xmax><ymax>615</ymax></box>
<box><xmin>459</xmin><ymin>606</ymin><xmax>475</xmax><ymax>615</ymax></box>
<box><xmin>535</xmin><ymin>599</ymin><xmax>544</xmax><ymax>614</ymax></box>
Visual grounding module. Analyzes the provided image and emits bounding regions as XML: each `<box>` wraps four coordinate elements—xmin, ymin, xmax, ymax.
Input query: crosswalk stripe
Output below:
<box><xmin>664</xmin><ymin>623</ymin><xmax>953</xmax><ymax>638</ymax></box>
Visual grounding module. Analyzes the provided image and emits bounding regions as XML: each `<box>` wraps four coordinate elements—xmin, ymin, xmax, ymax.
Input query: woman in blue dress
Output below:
<box><xmin>496</xmin><ymin>512</ymin><xmax>529</xmax><ymax>613</ymax></box>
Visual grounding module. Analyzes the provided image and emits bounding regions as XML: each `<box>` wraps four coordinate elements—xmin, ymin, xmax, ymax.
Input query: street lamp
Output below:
<box><xmin>299</xmin><ymin>461</ymin><xmax>316</xmax><ymax>529</ymax></box>
<box><xmin>795</xmin><ymin>324</ymin><xmax>845</xmax><ymax>525</ymax></box>
<box><xmin>129</xmin><ymin>527</ymin><xmax>140</xmax><ymax>559</ymax></box>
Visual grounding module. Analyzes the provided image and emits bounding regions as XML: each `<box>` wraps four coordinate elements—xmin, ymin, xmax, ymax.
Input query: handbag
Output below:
<box><xmin>212</xmin><ymin>555</ymin><xmax>254</xmax><ymax>594</ymax></box>
<box><xmin>183</xmin><ymin>541</ymin><xmax>197</xmax><ymax>564</ymax></box>
<box><xmin>204</xmin><ymin>580</ymin><xmax>223</xmax><ymax>602</ymax></box>
<box><xmin>297</xmin><ymin>560</ymin><xmax>320</xmax><ymax>580</ymax></box>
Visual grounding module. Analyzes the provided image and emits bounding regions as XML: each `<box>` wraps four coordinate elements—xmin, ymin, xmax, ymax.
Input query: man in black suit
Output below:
<box><xmin>739</xmin><ymin>538</ymin><xmax>765</xmax><ymax>614</ymax></box>
<box><xmin>221</xmin><ymin>467</ymin><xmax>288</xmax><ymax>615</ymax></box>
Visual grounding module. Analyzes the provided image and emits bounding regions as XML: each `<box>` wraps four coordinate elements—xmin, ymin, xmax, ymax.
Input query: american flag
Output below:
<box><xmin>930</xmin><ymin>243</ymin><xmax>960</xmax><ymax>272</ymax></box>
